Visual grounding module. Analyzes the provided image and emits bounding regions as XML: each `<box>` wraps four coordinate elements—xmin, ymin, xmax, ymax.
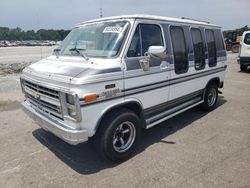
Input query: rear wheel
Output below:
<box><xmin>240</xmin><ymin>64</ymin><xmax>247</xmax><ymax>72</ymax></box>
<box><xmin>200</xmin><ymin>82</ymin><xmax>218</xmax><ymax>111</ymax></box>
<box><xmin>94</xmin><ymin>108</ymin><xmax>141</xmax><ymax>162</ymax></box>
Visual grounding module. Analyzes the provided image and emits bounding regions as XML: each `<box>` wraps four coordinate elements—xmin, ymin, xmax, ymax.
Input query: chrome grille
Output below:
<box><xmin>23</xmin><ymin>80</ymin><xmax>63</xmax><ymax>120</ymax></box>
<box><xmin>24</xmin><ymin>80</ymin><xmax>59</xmax><ymax>99</ymax></box>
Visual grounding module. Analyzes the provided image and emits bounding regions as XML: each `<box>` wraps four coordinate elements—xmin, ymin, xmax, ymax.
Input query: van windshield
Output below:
<box><xmin>58</xmin><ymin>21</ymin><xmax>129</xmax><ymax>58</ymax></box>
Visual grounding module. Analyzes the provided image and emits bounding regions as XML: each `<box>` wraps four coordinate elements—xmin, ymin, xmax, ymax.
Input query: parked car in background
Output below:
<box><xmin>238</xmin><ymin>31</ymin><xmax>250</xmax><ymax>71</ymax></box>
<box><xmin>0</xmin><ymin>41</ymin><xmax>5</xmax><ymax>47</ymax></box>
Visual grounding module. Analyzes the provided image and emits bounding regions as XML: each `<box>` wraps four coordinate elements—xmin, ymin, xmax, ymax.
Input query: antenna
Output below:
<box><xmin>181</xmin><ymin>17</ymin><xmax>210</xmax><ymax>24</ymax></box>
<box><xmin>100</xmin><ymin>0</ymin><xmax>103</xmax><ymax>18</ymax></box>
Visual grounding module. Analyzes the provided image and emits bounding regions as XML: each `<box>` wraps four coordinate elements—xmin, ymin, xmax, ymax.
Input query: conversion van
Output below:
<box><xmin>238</xmin><ymin>31</ymin><xmax>250</xmax><ymax>71</ymax></box>
<box><xmin>20</xmin><ymin>15</ymin><xmax>227</xmax><ymax>161</ymax></box>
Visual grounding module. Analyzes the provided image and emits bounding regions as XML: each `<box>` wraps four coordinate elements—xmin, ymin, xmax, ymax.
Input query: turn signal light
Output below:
<box><xmin>84</xmin><ymin>93</ymin><xmax>97</xmax><ymax>103</ymax></box>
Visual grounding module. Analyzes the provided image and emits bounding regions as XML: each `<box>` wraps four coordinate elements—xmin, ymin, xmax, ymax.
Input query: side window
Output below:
<box><xmin>140</xmin><ymin>24</ymin><xmax>163</xmax><ymax>55</ymax></box>
<box><xmin>127</xmin><ymin>24</ymin><xmax>163</xmax><ymax>57</ymax></box>
<box><xmin>205</xmin><ymin>30</ymin><xmax>217</xmax><ymax>67</ymax></box>
<box><xmin>214</xmin><ymin>29</ymin><xmax>225</xmax><ymax>51</ymax></box>
<box><xmin>127</xmin><ymin>26</ymin><xmax>141</xmax><ymax>57</ymax></box>
<box><xmin>191</xmin><ymin>28</ymin><xmax>205</xmax><ymax>70</ymax></box>
<box><xmin>170</xmin><ymin>26</ymin><xmax>188</xmax><ymax>74</ymax></box>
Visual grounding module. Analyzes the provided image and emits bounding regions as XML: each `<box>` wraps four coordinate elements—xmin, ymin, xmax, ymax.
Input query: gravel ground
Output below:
<box><xmin>0</xmin><ymin>46</ymin><xmax>55</xmax><ymax>74</ymax></box>
<box><xmin>0</xmin><ymin>53</ymin><xmax>249</xmax><ymax>188</ymax></box>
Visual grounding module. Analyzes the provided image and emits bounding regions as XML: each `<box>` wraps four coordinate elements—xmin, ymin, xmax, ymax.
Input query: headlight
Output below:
<box><xmin>61</xmin><ymin>93</ymin><xmax>81</xmax><ymax>122</ymax></box>
<box><xmin>66</xmin><ymin>94</ymin><xmax>75</xmax><ymax>105</ymax></box>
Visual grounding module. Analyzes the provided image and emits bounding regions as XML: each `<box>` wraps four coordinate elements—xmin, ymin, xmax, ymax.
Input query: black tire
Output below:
<box><xmin>231</xmin><ymin>44</ymin><xmax>239</xmax><ymax>53</ymax></box>
<box><xmin>94</xmin><ymin>108</ymin><xmax>141</xmax><ymax>162</ymax></box>
<box><xmin>240</xmin><ymin>64</ymin><xmax>247</xmax><ymax>72</ymax></box>
<box><xmin>200</xmin><ymin>82</ymin><xmax>218</xmax><ymax>111</ymax></box>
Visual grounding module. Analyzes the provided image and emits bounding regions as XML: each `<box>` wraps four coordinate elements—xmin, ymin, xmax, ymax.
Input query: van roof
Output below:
<box><xmin>76</xmin><ymin>14</ymin><xmax>220</xmax><ymax>28</ymax></box>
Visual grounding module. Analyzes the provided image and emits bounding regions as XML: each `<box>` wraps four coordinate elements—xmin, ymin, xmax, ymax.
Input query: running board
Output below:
<box><xmin>146</xmin><ymin>98</ymin><xmax>204</xmax><ymax>129</ymax></box>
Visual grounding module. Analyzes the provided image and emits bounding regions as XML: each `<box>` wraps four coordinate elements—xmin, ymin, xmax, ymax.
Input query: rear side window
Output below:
<box><xmin>170</xmin><ymin>26</ymin><xmax>188</xmax><ymax>74</ymax></box>
<box><xmin>191</xmin><ymin>28</ymin><xmax>205</xmax><ymax>70</ymax></box>
<box><xmin>127</xmin><ymin>24</ymin><xmax>163</xmax><ymax>57</ymax></box>
<box><xmin>214</xmin><ymin>29</ymin><xmax>225</xmax><ymax>51</ymax></box>
<box><xmin>205</xmin><ymin>30</ymin><xmax>217</xmax><ymax>67</ymax></box>
<box><xmin>244</xmin><ymin>33</ymin><xmax>250</xmax><ymax>45</ymax></box>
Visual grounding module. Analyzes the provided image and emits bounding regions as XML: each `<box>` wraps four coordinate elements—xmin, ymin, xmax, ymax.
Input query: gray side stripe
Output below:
<box><xmin>123</xmin><ymin>66</ymin><xmax>225</xmax><ymax>94</ymax></box>
<box><xmin>80</xmin><ymin>66</ymin><xmax>225</xmax><ymax>107</ymax></box>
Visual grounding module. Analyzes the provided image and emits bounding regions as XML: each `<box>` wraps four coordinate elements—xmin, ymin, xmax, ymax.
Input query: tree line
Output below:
<box><xmin>223</xmin><ymin>25</ymin><xmax>249</xmax><ymax>38</ymax></box>
<box><xmin>0</xmin><ymin>27</ymin><xmax>70</xmax><ymax>41</ymax></box>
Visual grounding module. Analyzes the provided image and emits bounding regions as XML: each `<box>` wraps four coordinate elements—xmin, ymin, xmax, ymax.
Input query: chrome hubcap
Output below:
<box><xmin>208</xmin><ymin>88</ymin><xmax>217</xmax><ymax>106</ymax></box>
<box><xmin>112</xmin><ymin>121</ymin><xmax>136</xmax><ymax>153</ymax></box>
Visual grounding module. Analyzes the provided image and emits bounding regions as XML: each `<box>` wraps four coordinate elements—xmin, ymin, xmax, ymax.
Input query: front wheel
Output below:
<box><xmin>200</xmin><ymin>82</ymin><xmax>218</xmax><ymax>111</ymax></box>
<box><xmin>94</xmin><ymin>108</ymin><xmax>141</xmax><ymax>162</ymax></box>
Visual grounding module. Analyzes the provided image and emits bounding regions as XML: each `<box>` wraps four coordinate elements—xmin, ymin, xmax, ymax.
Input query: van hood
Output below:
<box><xmin>26</xmin><ymin>56</ymin><xmax>92</xmax><ymax>78</ymax></box>
<box><xmin>21</xmin><ymin>55</ymin><xmax>122</xmax><ymax>85</ymax></box>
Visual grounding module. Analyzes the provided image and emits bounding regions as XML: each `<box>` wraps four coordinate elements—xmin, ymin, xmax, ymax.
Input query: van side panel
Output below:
<box><xmin>168</xmin><ymin>25</ymin><xmax>226</xmax><ymax>101</ymax></box>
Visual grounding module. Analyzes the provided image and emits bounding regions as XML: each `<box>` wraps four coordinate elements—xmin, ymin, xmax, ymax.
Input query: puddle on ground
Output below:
<box><xmin>0</xmin><ymin>100</ymin><xmax>20</xmax><ymax>112</ymax></box>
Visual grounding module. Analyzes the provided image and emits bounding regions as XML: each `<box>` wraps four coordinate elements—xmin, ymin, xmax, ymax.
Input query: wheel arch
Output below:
<box><xmin>206</xmin><ymin>77</ymin><xmax>221</xmax><ymax>89</ymax></box>
<box><xmin>93</xmin><ymin>99</ymin><xmax>146</xmax><ymax>135</ymax></box>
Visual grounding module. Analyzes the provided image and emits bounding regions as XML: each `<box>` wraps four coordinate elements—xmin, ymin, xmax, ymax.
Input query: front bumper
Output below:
<box><xmin>22</xmin><ymin>100</ymin><xmax>88</xmax><ymax>145</ymax></box>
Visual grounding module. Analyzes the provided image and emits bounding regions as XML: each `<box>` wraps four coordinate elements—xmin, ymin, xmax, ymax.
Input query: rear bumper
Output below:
<box><xmin>22</xmin><ymin>100</ymin><xmax>88</xmax><ymax>145</ymax></box>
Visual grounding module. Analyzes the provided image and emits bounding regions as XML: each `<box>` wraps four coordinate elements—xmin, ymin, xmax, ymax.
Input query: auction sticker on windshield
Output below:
<box><xmin>103</xmin><ymin>27</ymin><xmax>123</xmax><ymax>33</ymax></box>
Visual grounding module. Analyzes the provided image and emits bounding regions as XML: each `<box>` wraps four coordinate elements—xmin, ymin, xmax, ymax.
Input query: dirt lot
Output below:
<box><xmin>0</xmin><ymin>53</ymin><xmax>249</xmax><ymax>188</ymax></box>
<box><xmin>0</xmin><ymin>46</ymin><xmax>54</xmax><ymax>65</ymax></box>
<box><xmin>0</xmin><ymin>46</ymin><xmax>55</xmax><ymax>74</ymax></box>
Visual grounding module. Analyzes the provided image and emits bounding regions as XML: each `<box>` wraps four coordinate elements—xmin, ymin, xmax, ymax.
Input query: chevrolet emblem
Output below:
<box><xmin>32</xmin><ymin>91</ymin><xmax>40</xmax><ymax>99</ymax></box>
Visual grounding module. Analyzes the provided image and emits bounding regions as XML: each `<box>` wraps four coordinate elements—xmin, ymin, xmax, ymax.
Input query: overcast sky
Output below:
<box><xmin>0</xmin><ymin>0</ymin><xmax>249</xmax><ymax>31</ymax></box>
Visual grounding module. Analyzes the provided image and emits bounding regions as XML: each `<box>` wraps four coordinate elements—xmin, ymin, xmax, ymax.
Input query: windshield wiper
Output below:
<box><xmin>69</xmin><ymin>48</ymin><xmax>89</xmax><ymax>61</ymax></box>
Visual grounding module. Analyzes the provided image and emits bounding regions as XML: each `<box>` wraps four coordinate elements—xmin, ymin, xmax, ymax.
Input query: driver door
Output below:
<box><xmin>123</xmin><ymin>22</ymin><xmax>171</xmax><ymax>118</ymax></box>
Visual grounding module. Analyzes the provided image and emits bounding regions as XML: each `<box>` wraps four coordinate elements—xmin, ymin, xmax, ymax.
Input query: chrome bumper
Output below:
<box><xmin>22</xmin><ymin>100</ymin><xmax>88</xmax><ymax>145</ymax></box>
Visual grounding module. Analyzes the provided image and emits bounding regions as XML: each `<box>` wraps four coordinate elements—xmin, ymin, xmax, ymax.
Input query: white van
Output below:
<box><xmin>239</xmin><ymin>31</ymin><xmax>250</xmax><ymax>71</ymax></box>
<box><xmin>20</xmin><ymin>15</ymin><xmax>227</xmax><ymax>161</ymax></box>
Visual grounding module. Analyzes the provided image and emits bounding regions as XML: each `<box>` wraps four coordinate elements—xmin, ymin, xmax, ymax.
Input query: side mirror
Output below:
<box><xmin>139</xmin><ymin>46</ymin><xmax>166</xmax><ymax>72</ymax></box>
<box><xmin>147</xmin><ymin>46</ymin><xmax>165</xmax><ymax>54</ymax></box>
<box><xmin>147</xmin><ymin>46</ymin><xmax>166</xmax><ymax>59</ymax></box>
<box><xmin>53</xmin><ymin>48</ymin><xmax>60</xmax><ymax>53</ymax></box>
<box><xmin>53</xmin><ymin>48</ymin><xmax>61</xmax><ymax>58</ymax></box>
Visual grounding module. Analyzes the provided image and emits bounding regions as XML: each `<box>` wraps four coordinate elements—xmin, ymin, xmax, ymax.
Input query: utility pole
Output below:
<box><xmin>100</xmin><ymin>0</ymin><xmax>103</xmax><ymax>18</ymax></box>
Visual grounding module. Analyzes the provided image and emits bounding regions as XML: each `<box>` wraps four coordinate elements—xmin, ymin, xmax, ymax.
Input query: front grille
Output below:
<box><xmin>24</xmin><ymin>80</ymin><xmax>59</xmax><ymax>99</ymax></box>
<box><xmin>23</xmin><ymin>80</ymin><xmax>63</xmax><ymax>120</ymax></box>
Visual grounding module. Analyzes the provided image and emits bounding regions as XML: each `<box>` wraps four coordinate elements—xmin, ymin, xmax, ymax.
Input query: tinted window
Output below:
<box><xmin>214</xmin><ymin>29</ymin><xmax>225</xmax><ymax>51</ymax></box>
<box><xmin>191</xmin><ymin>28</ymin><xmax>205</xmax><ymax>70</ymax></box>
<box><xmin>205</xmin><ymin>30</ymin><xmax>217</xmax><ymax>67</ymax></box>
<box><xmin>127</xmin><ymin>24</ymin><xmax>163</xmax><ymax>57</ymax></box>
<box><xmin>244</xmin><ymin>33</ymin><xmax>250</xmax><ymax>45</ymax></box>
<box><xmin>140</xmin><ymin>24</ymin><xmax>163</xmax><ymax>55</ymax></box>
<box><xmin>170</xmin><ymin>27</ymin><xmax>188</xmax><ymax>74</ymax></box>
<box><xmin>127</xmin><ymin>26</ymin><xmax>141</xmax><ymax>57</ymax></box>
